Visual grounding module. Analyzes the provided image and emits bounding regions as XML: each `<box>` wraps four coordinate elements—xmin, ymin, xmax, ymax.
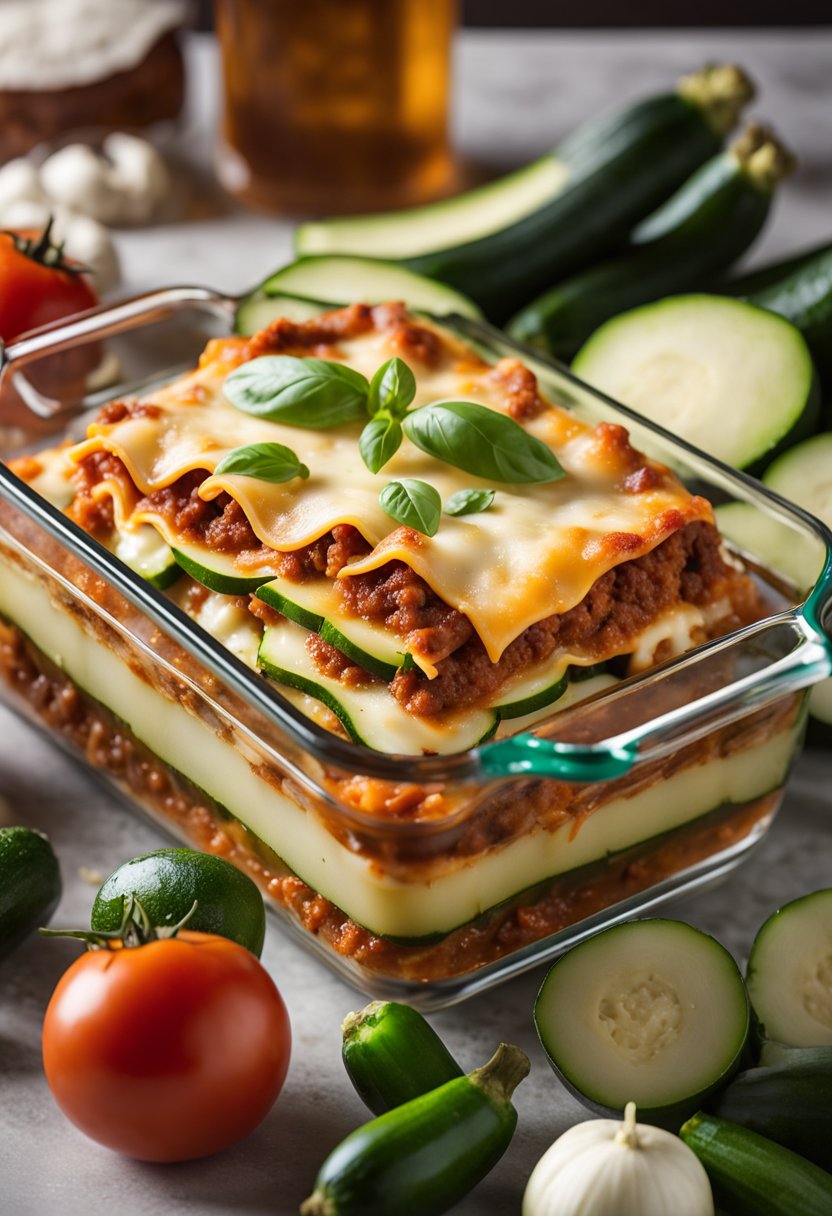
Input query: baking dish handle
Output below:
<box><xmin>479</xmin><ymin>596</ymin><xmax>832</xmax><ymax>782</ymax></box>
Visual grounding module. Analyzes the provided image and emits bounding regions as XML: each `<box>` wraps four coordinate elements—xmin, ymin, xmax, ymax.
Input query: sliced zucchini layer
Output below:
<box><xmin>235</xmin><ymin>255</ymin><xmax>483</xmax><ymax>337</ymax></box>
<box><xmin>257</xmin><ymin>621</ymin><xmax>496</xmax><ymax>755</ymax></box>
<box><xmin>294</xmin><ymin>158</ymin><xmax>570</xmax><ymax>260</ymax></box>
<box><xmin>572</xmin><ymin>294</ymin><xmax>819</xmax><ymax>471</ymax></box>
<box><xmin>255</xmin><ymin>576</ymin><xmax>417</xmax><ymax>682</ymax></box>
<box><xmin>171</xmin><ymin>541</ymin><xmax>274</xmax><ymax>595</ymax></box>
<box><xmin>746</xmin><ymin>888</ymin><xmax>832</xmax><ymax>1047</ymax></box>
<box><xmin>114</xmin><ymin>526</ymin><xmax>180</xmax><ymax>591</ymax></box>
<box><xmin>535</xmin><ymin>918</ymin><xmax>749</xmax><ymax>1125</ymax></box>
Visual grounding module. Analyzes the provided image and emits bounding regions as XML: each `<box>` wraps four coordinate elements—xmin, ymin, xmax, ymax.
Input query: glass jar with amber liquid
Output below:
<box><xmin>216</xmin><ymin>0</ymin><xmax>458</xmax><ymax>215</ymax></box>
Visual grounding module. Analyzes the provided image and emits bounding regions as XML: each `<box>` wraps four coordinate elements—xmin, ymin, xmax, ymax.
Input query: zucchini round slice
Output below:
<box><xmin>234</xmin><ymin>255</ymin><xmax>483</xmax><ymax>336</ymax></box>
<box><xmin>572</xmin><ymin>294</ymin><xmax>820</xmax><ymax>471</ymax></box>
<box><xmin>746</xmin><ymin>888</ymin><xmax>832</xmax><ymax>1047</ymax></box>
<box><xmin>534</xmin><ymin>919</ymin><xmax>749</xmax><ymax>1126</ymax></box>
<box><xmin>171</xmin><ymin>542</ymin><xmax>274</xmax><ymax>595</ymax></box>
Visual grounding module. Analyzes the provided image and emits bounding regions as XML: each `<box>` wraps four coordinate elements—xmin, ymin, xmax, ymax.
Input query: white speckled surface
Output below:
<box><xmin>1</xmin><ymin>29</ymin><xmax>831</xmax><ymax>1216</ymax></box>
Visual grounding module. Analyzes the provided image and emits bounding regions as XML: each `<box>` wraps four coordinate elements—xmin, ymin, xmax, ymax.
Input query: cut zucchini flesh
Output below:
<box><xmin>294</xmin><ymin>157</ymin><xmax>570</xmax><ymax>260</ymax></box>
<box><xmin>534</xmin><ymin>918</ymin><xmax>749</xmax><ymax>1125</ymax></box>
<box><xmin>746</xmin><ymin>888</ymin><xmax>832</xmax><ymax>1047</ymax></box>
<box><xmin>235</xmin><ymin>255</ymin><xmax>483</xmax><ymax>337</ymax></box>
<box><xmin>572</xmin><ymin>294</ymin><xmax>819</xmax><ymax>471</ymax></box>
<box><xmin>113</xmin><ymin>526</ymin><xmax>180</xmax><ymax>590</ymax></box>
<box><xmin>255</xmin><ymin>576</ymin><xmax>417</xmax><ymax>682</ymax></box>
<box><xmin>492</xmin><ymin>653</ymin><xmax>607</xmax><ymax>720</ymax></box>
<box><xmin>257</xmin><ymin>621</ymin><xmax>497</xmax><ymax>755</ymax></box>
<box><xmin>713</xmin><ymin>502</ymin><xmax>825</xmax><ymax>594</ymax></box>
<box><xmin>171</xmin><ymin>541</ymin><xmax>275</xmax><ymax>595</ymax></box>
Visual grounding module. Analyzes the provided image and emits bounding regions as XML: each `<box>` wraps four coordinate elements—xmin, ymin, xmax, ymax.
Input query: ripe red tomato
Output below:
<box><xmin>42</xmin><ymin>931</ymin><xmax>291</xmax><ymax>1162</ymax></box>
<box><xmin>0</xmin><ymin>222</ymin><xmax>98</xmax><ymax>341</ymax></box>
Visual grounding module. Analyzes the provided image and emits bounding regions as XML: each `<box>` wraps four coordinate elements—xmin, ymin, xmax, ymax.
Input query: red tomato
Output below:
<box><xmin>42</xmin><ymin>931</ymin><xmax>291</xmax><ymax>1162</ymax></box>
<box><xmin>0</xmin><ymin>223</ymin><xmax>98</xmax><ymax>341</ymax></box>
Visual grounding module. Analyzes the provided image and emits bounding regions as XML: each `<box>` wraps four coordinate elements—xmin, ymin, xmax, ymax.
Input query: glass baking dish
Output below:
<box><xmin>1</xmin><ymin>288</ymin><xmax>830</xmax><ymax>1009</ymax></box>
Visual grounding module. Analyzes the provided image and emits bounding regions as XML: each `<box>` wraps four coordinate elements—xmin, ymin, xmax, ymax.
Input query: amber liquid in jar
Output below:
<box><xmin>216</xmin><ymin>0</ymin><xmax>458</xmax><ymax>215</ymax></box>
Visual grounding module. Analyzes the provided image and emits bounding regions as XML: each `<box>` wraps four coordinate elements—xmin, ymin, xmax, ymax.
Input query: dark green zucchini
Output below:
<box><xmin>708</xmin><ymin>1050</ymin><xmax>832</xmax><ymax>1171</ymax></box>
<box><xmin>0</xmin><ymin>825</ymin><xmax>61</xmax><ymax>959</ymax></box>
<box><xmin>680</xmin><ymin>1113</ymin><xmax>832</xmax><ymax>1216</ymax></box>
<box><xmin>298</xmin><ymin>65</ymin><xmax>755</xmax><ymax>321</ymax></box>
<box><xmin>720</xmin><ymin>239</ymin><xmax>832</xmax><ymax>297</ymax></box>
<box><xmin>300</xmin><ymin>1043</ymin><xmax>529</xmax><ymax>1216</ymax></box>
<box><xmin>507</xmin><ymin>123</ymin><xmax>793</xmax><ymax>359</ymax></box>
<box><xmin>342</xmin><ymin>1001</ymin><xmax>463</xmax><ymax>1116</ymax></box>
<box><xmin>744</xmin><ymin>244</ymin><xmax>832</xmax><ymax>381</ymax></box>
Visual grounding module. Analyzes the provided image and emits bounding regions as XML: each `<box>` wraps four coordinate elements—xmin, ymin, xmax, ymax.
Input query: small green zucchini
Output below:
<box><xmin>508</xmin><ymin>123</ymin><xmax>794</xmax><ymax>359</ymax></box>
<box><xmin>0</xmin><ymin>825</ymin><xmax>61</xmax><ymax>959</ymax></box>
<box><xmin>708</xmin><ymin>1049</ymin><xmax>832</xmax><ymax>1171</ymax></box>
<box><xmin>300</xmin><ymin>1043</ymin><xmax>530</xmax><ymax>1216</ymax></box>
<box><xmin>341</xmin><ymin>1001</ymin><xmax>463</xmax><ymax>1116</ymax></box>
<box><xmin>680</xmin><ymin>1112</ymin><xmax>832</xmax><ymax>1216</ymax></box>
<box><xmin>744</xmin><ymin>244</ymin><xmax>832</xmax><ymax>382</ymax></box>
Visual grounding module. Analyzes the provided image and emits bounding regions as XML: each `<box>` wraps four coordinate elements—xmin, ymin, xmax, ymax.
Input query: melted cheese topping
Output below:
<box><xmin>70</xmin><ymin>317</ymin><xmax>712</xmax><ymax>662</ymax></box>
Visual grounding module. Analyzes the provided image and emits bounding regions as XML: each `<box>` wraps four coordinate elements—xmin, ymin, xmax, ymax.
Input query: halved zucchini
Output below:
<box><xmin>257</xmin><ymin>621</ymin><xmax>497</xmax><ymax>755</ymax></box>
<box><xmin>572</xmin><ymin>294</ymin><xmax>820</xmax><ymax>471</ymax></box>
<box><xmin>234</xmin><ymin>255</ymin><xmax>483</xmax><ymax>336</ymax></box>
<box><xmin>255</xmin><ymin>576</ymin><xmax>416</xmax><ymax>682</ymax></box>
<box><xmin>114</xmin><ymin>526</ymin><xmax>180</xmax><ymax>590</ymax></box>
<box><xmin>171</xmin><ymin>542</ymin><xmax>274</xmax><ymax>595</ymax></box>
<box><xmin>534</xmin><ymin>918</ymin><xmax>749</xmax><ymax>1127</ymax></box>
<box><xmin>746</xmin><ymin>888</ymin><xmax>832</xmax><ymax>1048</ymax></box>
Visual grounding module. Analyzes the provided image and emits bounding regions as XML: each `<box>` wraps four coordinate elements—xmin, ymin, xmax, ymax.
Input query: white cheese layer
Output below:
<box><xmin>0</xmin><ymin>547</ymin><xmax>795</xmax><ymax>939</ymax></box>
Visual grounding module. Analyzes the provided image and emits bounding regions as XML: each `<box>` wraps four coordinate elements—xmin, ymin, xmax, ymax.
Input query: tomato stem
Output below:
<box><xmin>40</xmin><ymin>895</ymin><xmax>200</xmax><ymax>950</ymax></box>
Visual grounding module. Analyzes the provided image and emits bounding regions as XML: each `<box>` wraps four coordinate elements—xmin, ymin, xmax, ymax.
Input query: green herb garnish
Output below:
<box><xmin>224</xmin><ymin>356</ymin><xmax>369</xmax><ymax>429</ymax></box>
<box><xmin>379</xmin><ymin>479</ymin><xmax>441</xmax><ymax>537</ymax></box>
<box><xmin>444</xmin><ymin>488</ymin><xmax>496</xmax><ymax>516</ymax></box>
<box><xmin>403</xmin><ymin>400</ymin><xmax>564</xmax><ymax>484</ymax></box>
<box><xmin>213</xmin><ymin>442</ymin><xmax>309</xmax><ymax>484</ymax></box>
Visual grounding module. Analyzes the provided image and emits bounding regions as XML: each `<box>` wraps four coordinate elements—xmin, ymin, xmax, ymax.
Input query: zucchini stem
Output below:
<box><xmin>340</xmin><ymin>1000</ymin><xmax>384</xmax><ymax>1041</ymax></box>
<box><xmin>731</xmin><ymin>123</ymin><xmax>797</xmax><ymax>191</ymax></box>
<box><xmin>469</xmin><ymin>1043</ymin><xmax>531</xmax><ymax>1106</ymax></box>
<box><xmin>678</xmin><ymin>64</ymin><xmax>756</xmax><ymax>136</ymax></box>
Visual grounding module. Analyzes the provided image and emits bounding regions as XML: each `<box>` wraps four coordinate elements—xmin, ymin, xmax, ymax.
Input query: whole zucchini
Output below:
<box><xmin>298</xmin><ymin>65</ymin><xmax>755</xmax><ymax>321</ymax></box>
<box><xmin>341</xmin><ymin>1001</ymin><xmax>463</xmax><ymax>1115</ymax></box>
<box><xmin>0</xmin><ymin>825</ymin><xmax>61</xmax><ymax>959</ymax></box>
<box><xmin>708</xmin><ymin>1050</ymin><xmax>832</xmax><ymax>1171</ymax></box>
<box><xmin>300</xmin><ymin>1043</ymin><xmax>529</xmax><ymax>1216</ymax></box>
<box><xmin>680</xmin><ymin>1112</ymin><xmax>832</xmax><ymax>1216</ymax></box>
<box><xmin>720</xmin><ymin>238</ymin><xmax>832</xmax><ymax>296</ymax></box>
<box><xmin>744</xmin><ymin>244</ymin><xmax>832</xmax><ymax>381</ymax></box>
<box><xmin>508</xmin><ymin>123</ymin><xmax>794</xmax><ymax>359</ymax></box>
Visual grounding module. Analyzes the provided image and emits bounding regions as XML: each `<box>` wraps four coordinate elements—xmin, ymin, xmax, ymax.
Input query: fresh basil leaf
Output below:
<box><xmin>403</xmin><ymin>400</ymin><xmax>565</xmax><ymax>484</ymax></box>
<box><xmin>379</xmin><ymin>479</ymin><xmax>441</xmax><ymax>537</ymax></box>
<box><xmin>224</xmin><ymin>356</ymin><xmax>369</xmax><ymax>429</ymax></box>
<box><xmin>444</xmin><ymin>488</ymin><xmax>495</xmax><ymax>517</ymax></box>
<box><xmin>214</xmin><ymin>442</ymin><xmax>310</xmax><ymax>484</ymax></box>
<box><xmin>359</xmin><ymin>413</ymin><xmax>403</xmax><ymax>474</ymax></box>
<box><xmin>368</xmin><ymin>357</ymin><xmax>416</xmax><ymax>419</ymax></box>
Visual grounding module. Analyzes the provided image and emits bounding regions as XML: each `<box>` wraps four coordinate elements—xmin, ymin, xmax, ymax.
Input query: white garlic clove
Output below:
<box><xmin>40</xmin><ymin>143</ymin><xmax>124</xmax><ymax>225</ymax></box>
<box><xmin>55</xmin><ymin>212</ymin><xmax>120</xmax><ymax>294</ymax></box>
<box><xmin>0</xmin><ymin>158</ymin><xmax>47</xmax><ymax>211</ymax></box>
<box><xmin>102</xmin><ymin>132</ymin><xmax>170</xmax><ymax>223</ymax></box>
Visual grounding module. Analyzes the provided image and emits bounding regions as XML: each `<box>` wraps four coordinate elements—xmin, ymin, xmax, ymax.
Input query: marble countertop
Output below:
<box><xmin>1</xmin><ymin>28</ymin><xmax>831</xmax><ymax>1216</ymax></box>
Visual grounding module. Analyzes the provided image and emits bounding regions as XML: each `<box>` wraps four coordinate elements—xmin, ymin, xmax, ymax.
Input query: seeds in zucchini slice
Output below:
<box><xmin>746</xmin><ymin>888</ymin><xmax>832</xmax><ymax>1047</ymax></box>
<box><xmin>534</xmin><ymin>918</ymin><xmax>749</xmax><ymax>1126</ymax></box>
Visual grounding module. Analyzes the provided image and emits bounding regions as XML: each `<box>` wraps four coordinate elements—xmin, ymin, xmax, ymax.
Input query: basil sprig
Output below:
<box><xmin>214</xmin><ymin>442</ymin><xmax>309</xmax><ymax>484</ymax></box>
<box><xmin>403</xmin><ymin>400</ymin><xmax>564</xmax><ymax>484</ymax></box>
<box><xmin>379</xmin><ymin>479</ymin><xmax>441</xmax><ymax>537</ymax></box>
<box><xmin>358</xmin><ymin>357</ymin><xmax>417</xmax><ymax>473</ymax></box>
<box><xmin>224</xmin><ymin>356</ymin><xmax>369</xmax><ymax>429</ymax></box>
<box><xmin>445</xmin><ymin>488</ymin><xmax>495</xmax><ymax>516</ymax></box>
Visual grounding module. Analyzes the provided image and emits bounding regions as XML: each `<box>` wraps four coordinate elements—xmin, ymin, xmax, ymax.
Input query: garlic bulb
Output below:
<box><xmin>522</xmin><ymin>1103</ymin><xmax>714</xmax><ymax>1216</ymax></box>
<box><xmin>40</xmin><ymin>134</ymin><xmax>170</xmax><ymax>226</ymax></box>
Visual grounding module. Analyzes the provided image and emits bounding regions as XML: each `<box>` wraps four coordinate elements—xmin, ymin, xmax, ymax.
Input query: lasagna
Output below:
<box><xmin>0</xmin><ymin>304</ymin><xmax>802</xmax><ymax>985</ymax></box>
